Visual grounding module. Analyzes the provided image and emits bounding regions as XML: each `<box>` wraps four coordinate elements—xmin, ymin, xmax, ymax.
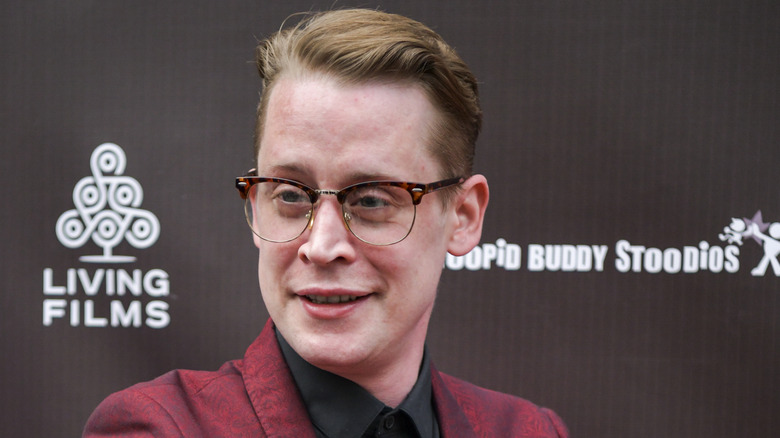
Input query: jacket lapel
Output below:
<box><xmin>242</xmin><ymin>320</ymin><xmax>317</xmax><ymax>438</ymax></box>
<box><xmin>431</xmin><ymin>364</ymin><xmax>477</xmax><ymax>438</ymax></box>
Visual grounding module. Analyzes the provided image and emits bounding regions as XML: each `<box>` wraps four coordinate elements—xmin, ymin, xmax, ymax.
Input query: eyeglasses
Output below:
<box><xmin>236</xmin><ymin>170</ymin><xmax>464</xmax><ymax>246</ymax></box>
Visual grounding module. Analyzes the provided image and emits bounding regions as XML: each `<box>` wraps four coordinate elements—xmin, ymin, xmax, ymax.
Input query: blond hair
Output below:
<box><xmin>254</xmin><ymin>8</ymin><xmax>481</xmax><ymax>178</ymax></box>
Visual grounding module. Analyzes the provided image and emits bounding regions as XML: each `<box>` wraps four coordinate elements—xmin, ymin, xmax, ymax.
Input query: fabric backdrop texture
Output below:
<box><xmin>1</xmin><ymin>1</ymin><xmax>777</xmax><ymax>436</ymax></box>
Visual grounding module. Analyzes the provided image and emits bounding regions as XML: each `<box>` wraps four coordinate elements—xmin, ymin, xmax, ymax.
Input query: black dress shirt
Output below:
<box><xmin>276</xmin><ymin>330</ymin><xmax>440</xmax><ymax>438</ymax></box>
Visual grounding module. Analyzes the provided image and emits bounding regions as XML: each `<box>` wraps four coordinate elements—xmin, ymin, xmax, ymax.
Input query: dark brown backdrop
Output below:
<box><xmin>1</xmin><ymin>1</ymin><xmax>777</xmax><ymax>436</ymax></box>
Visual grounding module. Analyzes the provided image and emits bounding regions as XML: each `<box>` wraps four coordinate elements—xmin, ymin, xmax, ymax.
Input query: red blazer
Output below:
<box><xmin>84</xmin><ymin>320</ymin><xmax>568</xmax><ymax>437</ymax></box>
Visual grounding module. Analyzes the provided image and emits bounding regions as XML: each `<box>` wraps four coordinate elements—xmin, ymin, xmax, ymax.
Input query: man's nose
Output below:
<box><xmin>298</xmin><ymin>198</ymin><xmax>357</xmax><ymax>264</ymax></box>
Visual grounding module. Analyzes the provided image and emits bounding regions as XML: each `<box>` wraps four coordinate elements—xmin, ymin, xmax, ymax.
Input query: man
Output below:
<box><xmin>84</xmin><ymin>9</ymin><xmax>568</xmax><ymax>437</ymax></box>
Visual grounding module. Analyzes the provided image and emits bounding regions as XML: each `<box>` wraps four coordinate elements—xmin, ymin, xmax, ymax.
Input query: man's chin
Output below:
<box><xmin>293</xmin><ymin>334</ymin><xmax>373</xmax><ymax>372</ymax></box>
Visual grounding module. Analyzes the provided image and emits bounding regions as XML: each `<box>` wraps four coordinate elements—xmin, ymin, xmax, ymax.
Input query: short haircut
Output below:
<box><xmin>254</xmin><ymin>8</ymin><xmax>481</xmax><ymax>179</ymax></box>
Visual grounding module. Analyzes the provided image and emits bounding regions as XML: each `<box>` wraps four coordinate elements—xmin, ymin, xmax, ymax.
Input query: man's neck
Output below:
<box><xmin>275</xmin><ymin>329</ymin><xmax>439</xmax><ymax>437</ymax></box>
<box><xmin>331</xmin><ymin>346</ymin><xmax>425</xmax><ymax>407</ymax></box>
<box><xmin>276</xmin><ymin>328</ymin><xmax>427</xmax><ymax>407</ymax></box>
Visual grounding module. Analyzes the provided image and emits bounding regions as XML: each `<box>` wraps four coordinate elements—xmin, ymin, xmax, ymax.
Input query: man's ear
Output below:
<box><xmin>447</xmin><ymin>174</ymin><xmax>489</xmax><ymax>256</ymax></box>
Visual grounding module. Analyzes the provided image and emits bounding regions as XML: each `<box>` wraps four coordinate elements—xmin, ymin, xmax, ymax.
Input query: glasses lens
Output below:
<box><xmin>245</xmin><ymin>181</ymin><xmax>312</xmax><ymax>242</ymax></box>
<box><xmin>342</xmin><ymin>184</ymin><xmax>416</xmax><ymax>245</ymax></box>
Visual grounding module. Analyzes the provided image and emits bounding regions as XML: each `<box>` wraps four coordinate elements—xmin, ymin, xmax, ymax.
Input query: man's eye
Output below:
<box><xmin>348</xmin><ymin>186</ymin><xmax>409</xmax><ymax>211</ymax></box>
<box><xmin>355</xmin><ymin>195</ymin><xmax>389</xmax><ymax>209</ymax></box>
<box><xmin>275</xmin><ymin>188</ymin><xmax>309</xmax><ymax>203</ymax></box>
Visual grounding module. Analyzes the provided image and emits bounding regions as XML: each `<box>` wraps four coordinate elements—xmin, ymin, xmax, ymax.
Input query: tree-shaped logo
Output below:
<box><xmin>56</xmin><ymin>143</ymin><xmax>160</xmax><ymax>262</ymax></box>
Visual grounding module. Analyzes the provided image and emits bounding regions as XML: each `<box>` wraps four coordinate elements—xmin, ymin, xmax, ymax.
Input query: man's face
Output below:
<box><xmin>254</xmin><ymin>74</ymin><xmax>456</xmax><ymax>377</ymax></box>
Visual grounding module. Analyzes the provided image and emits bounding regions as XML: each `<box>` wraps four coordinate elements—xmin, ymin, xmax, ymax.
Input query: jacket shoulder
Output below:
<box><xmin>83</xmin><ymin>360</ymin><xmax>262</xmax><ymax>437</ymax></box>
<box><xmin>436</xmin><ymin>372</ymin><xmax>569</xmax><ymax>437</ymax></box>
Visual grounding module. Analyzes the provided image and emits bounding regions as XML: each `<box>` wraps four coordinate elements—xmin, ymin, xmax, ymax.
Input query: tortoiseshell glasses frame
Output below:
<box><xmin>236</xmin><ymin>170</ymin><xmax>464</xmax><ymax>246</ymax></box>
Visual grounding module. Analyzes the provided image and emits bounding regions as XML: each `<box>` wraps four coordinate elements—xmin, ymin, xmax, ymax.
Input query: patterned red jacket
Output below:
<box><xmin>84</xmin><ymin>320</ymin><xmax>568</xmax><ymax>437</ymax></box>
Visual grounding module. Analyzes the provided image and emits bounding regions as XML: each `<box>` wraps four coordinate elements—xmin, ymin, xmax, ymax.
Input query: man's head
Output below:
<box><xmin>254</xmin><ymin>8</ymin><xmax>481</xmax><ymax>180</ymax></box>
<box><xmin>246</xmin><ymin>9</ymin><xmax>489</xmax><ymax>405</ymax></box>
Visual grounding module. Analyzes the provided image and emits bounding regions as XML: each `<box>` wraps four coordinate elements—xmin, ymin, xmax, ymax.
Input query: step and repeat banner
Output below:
<box><xmin>2</xmin><ymin>1</ymin><xmax>777</xmax><ymax>436</ymax></box>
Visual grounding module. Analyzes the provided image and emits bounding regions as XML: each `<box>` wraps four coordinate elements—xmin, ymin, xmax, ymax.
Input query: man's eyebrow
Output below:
<box><xmin>260</xmin><ymin>163</ymin><xmax>310</xmax><ymax>176</ymax></box>
<box><xmin>343</xmin><ymin>171</ymin><xmax>398</xmax><ymax>182</ymax></box>
<box><xmin>260</xmin><ymin>164</ymin><xmax>400</xmax><ymax>184</ymax></box>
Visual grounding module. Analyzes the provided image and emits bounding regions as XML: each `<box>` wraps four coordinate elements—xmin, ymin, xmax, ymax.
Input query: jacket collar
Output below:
<box><xmin>242</xmin><ymin>319</ymin><xmax>476</xmax><ymax>437</ymax></box>
<box><xmin>431</xmin><ymin>365</ymin><xmax>477</xmax><ymax>437</ymax></box>
<box><xmin>241</xmin><ymin>319</ymin><xmax>317</xmax><ymax>437</ymax></box>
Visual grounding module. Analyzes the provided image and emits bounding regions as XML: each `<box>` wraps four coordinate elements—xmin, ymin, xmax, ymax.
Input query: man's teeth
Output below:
<box><xmin>305</xmin><ymin>295</ymin><xmax>360</xmax><ymax>304</ymax></box>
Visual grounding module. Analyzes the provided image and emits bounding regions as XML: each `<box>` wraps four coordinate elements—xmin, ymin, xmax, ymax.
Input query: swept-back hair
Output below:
<box><xmin>254</xmin><ymin>8</ymin><xmax>481</xmax><ymax>178</ymax></box>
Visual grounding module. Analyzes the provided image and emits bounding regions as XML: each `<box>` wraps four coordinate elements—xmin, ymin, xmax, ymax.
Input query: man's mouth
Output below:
<box><xmin>304</xmin><ymin>294</ymin><xmax>362</xmax><ymax>304</ymax></box>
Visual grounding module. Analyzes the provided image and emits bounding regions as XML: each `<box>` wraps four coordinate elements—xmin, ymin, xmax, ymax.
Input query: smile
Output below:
<box><xmin>305</xmin><ymin>295</ymin><xmax>362</xmax><ymax>304</ymax></box>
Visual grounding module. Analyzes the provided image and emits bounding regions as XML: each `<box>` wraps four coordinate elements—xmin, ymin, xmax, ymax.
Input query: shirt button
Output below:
<box><xmin>383</xmin><ymin>415</ymin><xmax>395</xmax><ymax>430</ymax></box>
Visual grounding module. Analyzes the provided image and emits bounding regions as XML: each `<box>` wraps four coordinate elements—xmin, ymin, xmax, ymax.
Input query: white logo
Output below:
<box><xmin>55</xmin><ymin>143</ymin><xmax>160</xmax><ymax>263</ymax></box>
<box><xmin>719</xmin><ymin>210</ymin><xmax>780</xmax><ymax>276</ymax></box>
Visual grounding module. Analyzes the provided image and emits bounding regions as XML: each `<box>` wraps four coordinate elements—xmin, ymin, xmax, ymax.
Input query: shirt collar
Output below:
<box><xmin>276</xmin><ymin>329</ymin><xmax>436</xmax><ymax>438</ymax></box>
